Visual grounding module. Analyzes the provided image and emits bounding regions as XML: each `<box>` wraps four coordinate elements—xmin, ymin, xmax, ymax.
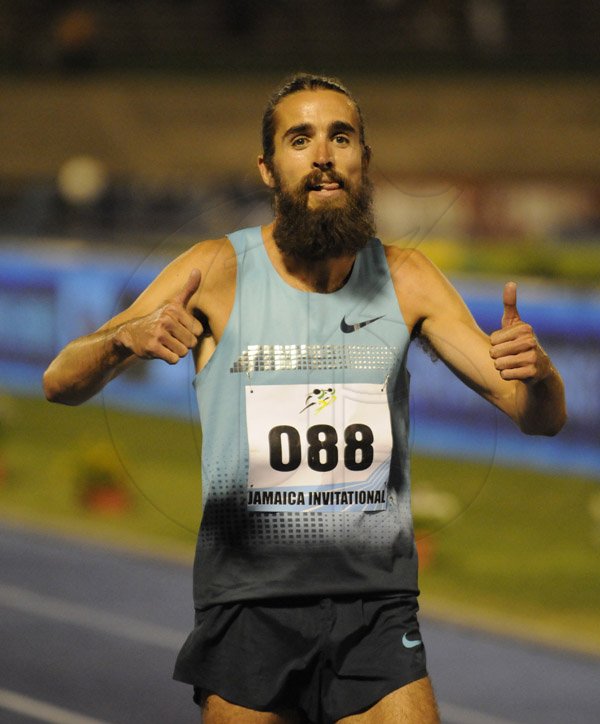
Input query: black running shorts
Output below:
<box><xmin>173</xmin><ymin>593</ymin><xmax>428</xmax><ymax>723</ymax></box>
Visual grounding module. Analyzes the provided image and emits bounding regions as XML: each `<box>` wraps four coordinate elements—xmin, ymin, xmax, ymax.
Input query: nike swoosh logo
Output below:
<box><xmin>340</xmin><ymin>315</ymin><xmax>384</xmax><ymax>333</ymax></box>
<box><xmin>402</xmin><ymin>633</ymin><xmax>422</xmax><ymax>649</ymax></box>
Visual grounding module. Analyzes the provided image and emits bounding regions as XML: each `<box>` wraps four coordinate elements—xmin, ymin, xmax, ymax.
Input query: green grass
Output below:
<box><xmin>0</xmin><ymin>394</ymin><xmax>202</xmax><ymax>554</ymax></box>
<box><xmin>412</xmin><ymin>456</ymin><xmax>600</xmax><ymax>651</ymax></box>
<box><xmin>2</xmin><ymin>394</ymin><xmax>599</xmax><ymax>651</ymax></box>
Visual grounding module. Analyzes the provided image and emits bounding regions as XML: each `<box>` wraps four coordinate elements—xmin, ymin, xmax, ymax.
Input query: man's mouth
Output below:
<box><xmin>307</xmin><ymin>178</ymin><xmax>345</xmax><ymax>193</ymax></box>
<box><xmin>312</xmin><ymin>182</ymin><xmax>341</xmax><ymax>191</ymax></box>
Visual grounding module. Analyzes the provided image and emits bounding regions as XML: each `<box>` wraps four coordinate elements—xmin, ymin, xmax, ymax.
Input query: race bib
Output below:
<box><xmin>245</xmin><ymin>383</ymin><xmax>392</xmax><ymax>512</ymax></box>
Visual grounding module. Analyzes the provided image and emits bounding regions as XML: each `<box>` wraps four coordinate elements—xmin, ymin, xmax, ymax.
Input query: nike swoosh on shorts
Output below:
<box><xmin>402</xmin><ymin>633</ymin><xmax>422</xmax><ymax>649</ymax></box>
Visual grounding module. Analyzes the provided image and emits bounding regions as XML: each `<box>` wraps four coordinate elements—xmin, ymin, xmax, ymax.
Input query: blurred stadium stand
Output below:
<box><xmin>0</xmin><ymin>76</ymin><xmax>599</xmax><ymax>245</ymax></box>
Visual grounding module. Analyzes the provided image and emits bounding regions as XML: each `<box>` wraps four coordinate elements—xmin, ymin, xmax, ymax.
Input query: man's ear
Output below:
<box><xmin>258</xmin><ymin>155</ymin><xmax>276</xmax><ymax>188</ymax></box>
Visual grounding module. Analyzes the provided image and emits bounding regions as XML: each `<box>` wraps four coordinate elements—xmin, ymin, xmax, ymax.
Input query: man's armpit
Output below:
<box><xmin>411</xmin><ymin>321</ymin><xmax>440</xmax><ymax>362</ymax></box>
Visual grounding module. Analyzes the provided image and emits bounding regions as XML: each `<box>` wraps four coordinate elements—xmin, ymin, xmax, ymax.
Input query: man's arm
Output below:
<box><xmin>43</xmin><ymin>256</ymin><xmax>204</xmax><ymax>406</ymax></box>
<box><xmin>390</xmin><ymin>249</ymin><xmax>566</xmax><ymax>436</ymax></box>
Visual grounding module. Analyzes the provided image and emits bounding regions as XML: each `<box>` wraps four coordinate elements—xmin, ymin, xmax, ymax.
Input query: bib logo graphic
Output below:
<box><xmin>300</xmin><ymin>387</ymin><xmax>336</xmax><ymax>414</ymax></box>
<box><xmin>340</xmin><ymin>314</ymin><xmax>384</xmax><ymax>333</ymax></box>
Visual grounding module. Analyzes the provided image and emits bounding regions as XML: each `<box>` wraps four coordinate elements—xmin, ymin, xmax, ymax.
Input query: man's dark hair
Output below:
<box><xmin>261</xmin><ymin>72</ymin><xmax>368</xmax><ymax>171</ymax></box>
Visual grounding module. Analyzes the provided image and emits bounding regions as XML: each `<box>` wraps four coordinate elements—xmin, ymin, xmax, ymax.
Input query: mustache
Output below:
<box><xmin>302</xmin><ymin>168</ymin><xmax>347</xmax><ymax>192</ymax></box>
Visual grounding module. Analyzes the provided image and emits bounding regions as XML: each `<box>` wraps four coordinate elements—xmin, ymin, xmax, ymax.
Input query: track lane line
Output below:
<box><xmin>0</xmin><ymin>687</ymin><xmax>111</xmax><ymax>724</ymax></box>
<box><xmin>0</xmin><ymin>583</ymin><xmax>184</xmax><ymax>650</ymax></box>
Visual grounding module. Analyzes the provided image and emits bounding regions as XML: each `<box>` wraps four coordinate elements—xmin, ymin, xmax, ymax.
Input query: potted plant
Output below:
<box><xmin>73</xmin><ymin>440</ymin><xmax>132</xmax><ymax>514</ymax></box>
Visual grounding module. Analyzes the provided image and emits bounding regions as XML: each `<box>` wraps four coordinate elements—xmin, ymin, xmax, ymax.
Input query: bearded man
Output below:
<box><xmin>44</xmin><ymin>73</ymin><xmax>566</xmax><ymax>724</ymax></box>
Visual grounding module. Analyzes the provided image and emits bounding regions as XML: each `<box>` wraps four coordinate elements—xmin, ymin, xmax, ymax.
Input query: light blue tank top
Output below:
<box><xmin>192</xmin><ymin>226</ymin><xmax>417</xmax><ymax>607</ymax></box>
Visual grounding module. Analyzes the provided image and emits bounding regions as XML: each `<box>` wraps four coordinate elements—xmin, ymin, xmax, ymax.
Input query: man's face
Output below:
<box><xmin>261</xmin><ymin>88</ymin><xmax>367</xmax><ymax>209</ymax></box>
<box><xmin>259</xmin><ymin>89</ymin><xmax>375</xmax><ymax>263</ymax></box>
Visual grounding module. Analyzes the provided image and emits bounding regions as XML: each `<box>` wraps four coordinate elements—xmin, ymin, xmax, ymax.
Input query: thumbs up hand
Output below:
<box><xmin>501</xmin><ymin>281</ymin><xmax>520</xmax><ymax>328</ymax></box>
<box><xmin>489</xmin><ymin>282</ymin><xmax>551</xmax><ymax>383</ymax></box>
<box><xmin>119</xmin><ymin>269</ymin><xmax>204</xmax><ymax>365</ymax></box>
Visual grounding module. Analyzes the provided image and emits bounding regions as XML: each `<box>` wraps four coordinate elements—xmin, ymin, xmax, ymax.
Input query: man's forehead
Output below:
<box><xmin>274</xmin><ymin>89</ymin><xmax>359</xmax><ymax>134</ymax></box>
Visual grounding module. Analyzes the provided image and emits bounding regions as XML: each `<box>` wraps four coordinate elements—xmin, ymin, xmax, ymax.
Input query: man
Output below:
<box><xmin>44</xmin><ymin>74</ymin><xmax>566</xmax><ymax>723</ymax></box>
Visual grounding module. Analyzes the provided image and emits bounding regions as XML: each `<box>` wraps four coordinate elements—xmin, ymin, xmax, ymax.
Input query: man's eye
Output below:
<box><xmin>333</xmin><ymin>135</ymin><xmax>350</xmax><ymax>145</ymax></box>
<box><xmin>292</xmin><ymin>137</ymin><xmax>308</xmax><ymax>147</ymax></box>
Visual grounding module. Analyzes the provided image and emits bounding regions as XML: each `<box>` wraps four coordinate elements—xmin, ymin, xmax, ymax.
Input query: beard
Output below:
<box><xmin>272</xmin><ymin>166</ymin><xmax>375</xmax><ymax>262</ymax></box>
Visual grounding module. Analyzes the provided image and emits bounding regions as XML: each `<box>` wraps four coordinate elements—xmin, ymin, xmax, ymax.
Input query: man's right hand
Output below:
<box><xmin>118</xmin><ymin>269</ymin><xmax>203</xmax><ymax>364</ymax></box>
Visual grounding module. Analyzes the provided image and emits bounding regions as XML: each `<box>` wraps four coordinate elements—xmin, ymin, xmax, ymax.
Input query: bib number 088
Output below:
<box><xmin>268</xmin><ymin>424</ymin><xmax>374</xmax><ymax>473</ymax></box>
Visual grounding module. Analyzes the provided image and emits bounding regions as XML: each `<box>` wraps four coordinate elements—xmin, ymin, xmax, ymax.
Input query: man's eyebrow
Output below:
<box><xmin>329</xmin><ymin>121</ymin><xmax>356</xmax><ymax>135</ymax></box>
<box><xmin>282</xmin><ymin>123</ymin><xmax>314</xmax><ymax>140</ymax></box>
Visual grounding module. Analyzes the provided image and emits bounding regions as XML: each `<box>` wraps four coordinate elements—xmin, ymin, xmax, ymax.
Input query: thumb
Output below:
<box><xmin>501</xmin><ymin>281</ymin><xmax>520</xmax><ymax>328</ymax></box>
<box><xmin>172</xmin><ymin>268</ymin><xmax>202</xmax><ymax>308</ymax></box>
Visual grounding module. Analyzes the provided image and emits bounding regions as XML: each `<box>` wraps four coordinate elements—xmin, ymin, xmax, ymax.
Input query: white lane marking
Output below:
<box><xmin>440</xmin><ymin>701</ymin><xmax>522</xmax><ymax>724</ymax></box>
<box><xmin>0</xmin><ymin>687</ymin><xmax>111</xmax><ymax>724</ymax></box>
<box><xmin>0</xmin><ymin>583</ymin><xmax>184</xmax><ymax>650</ymax></box>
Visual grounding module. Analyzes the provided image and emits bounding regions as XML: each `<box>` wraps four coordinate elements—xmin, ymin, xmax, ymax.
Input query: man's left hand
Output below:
<box><xmin>489</xmin><ymin>282</ymin><xmax>552</xmax><ymax>384</ymax></box>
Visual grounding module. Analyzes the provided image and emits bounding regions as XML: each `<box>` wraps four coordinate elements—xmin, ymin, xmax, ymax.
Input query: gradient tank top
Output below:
<box><xmin>192</xmin><ymin>226</ymin><xmax>417</xmax><ymax>607</ymax></box>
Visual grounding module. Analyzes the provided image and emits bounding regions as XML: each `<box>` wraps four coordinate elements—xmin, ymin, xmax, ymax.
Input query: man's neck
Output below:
<box><xmin>261</xmin><ymin>223</ymin><xmax>356</xmax><ymax>294</ymax></box>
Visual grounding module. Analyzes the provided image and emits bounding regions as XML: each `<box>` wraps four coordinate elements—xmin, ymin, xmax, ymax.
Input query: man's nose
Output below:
<box><xmin>312</xmin><ymin>138</ymin><xmax>333</xmax><ymax>170</ymax></box>
<box><xmin>313</xmin><ymin>159</ymin><xmax>333</xmax><ymax>171</ymax></box>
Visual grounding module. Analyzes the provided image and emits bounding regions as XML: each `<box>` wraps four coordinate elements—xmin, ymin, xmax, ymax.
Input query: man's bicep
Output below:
<box><xmin>419</xmin><ymin>287</ymin><xmax>516</xmax><ymax>412</ymax></box>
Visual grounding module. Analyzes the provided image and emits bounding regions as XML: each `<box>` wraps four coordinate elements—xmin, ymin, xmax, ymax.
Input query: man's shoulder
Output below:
<box><xmin>186</xmin><ymin>225</ymin><xmax>262</xmax><ymax>267</ymax></box>
<box><xmin>381</xmin><ymin>243</ymin><xmax>456</xmax><ymax>324</ymax></box>
<box><xmin>178</xmin><ymin>235</ymin><xmax>231</xmax><ymax>274</ymax></box>
<box><xmin>382</xmin><ymin>243</ymin><xmax>437</xmax><ymax>279</ymax></box>
<box><xmin>186</xmin><ymin>235</ymin><xmax>233</xmax><ymax>263</ymax></box>
<box><xmin>180</xmin><ymin>235</ymin><xmax>235</xmax><ymax>289</ymax></box>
